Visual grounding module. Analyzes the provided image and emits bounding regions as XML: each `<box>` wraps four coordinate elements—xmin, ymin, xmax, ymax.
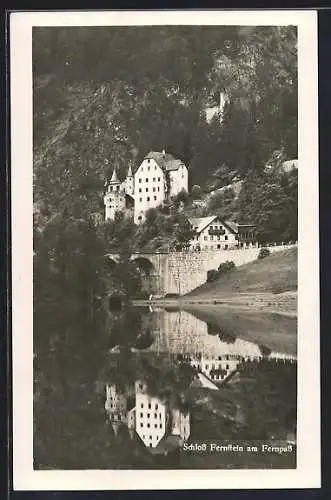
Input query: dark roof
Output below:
<box><xmin>188</xmin><ymin>216</ymin><xmax>241</xmax><ymax>235</ymax></box>
<box><xmin>144</xmin><ymin>151</ymin><xmax>186</xmax><ymax>172</ymax></box>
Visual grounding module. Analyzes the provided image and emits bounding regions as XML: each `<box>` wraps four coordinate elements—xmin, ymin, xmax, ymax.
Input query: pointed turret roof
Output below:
<box><xmin>127</xmin><ymin>164</ymin><xmax>133</xmax><ymax>177</ymax></box>
<box><xmin>110</xmin><ymin>168</ymin><xmax>119</xmax><ymax>183</ymax></box>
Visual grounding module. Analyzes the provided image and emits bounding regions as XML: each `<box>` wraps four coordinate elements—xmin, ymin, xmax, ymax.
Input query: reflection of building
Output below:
<box><xmin>190</xmin><ymin>355</ymin><xmax>243</xmax><ymax>382</ymax></box>
<box><xmin>188</xmin><ymin>215</ymin><xmax>257</xmax><ymax>251</ymax></box>
<box><xmin>105</xmin><ymin>380</ymin><xmax>190</xmax><ymax>450</ymax></box>
<box><xmin>140</xmin><ymin>309</ymin><xmax>296</xmax><ymax>385</ymax></box>
<box><xmin>135</xmin><ymin>381</ymin><xmax>167</xmax><ymax>448</ymax></box>
<box><xmin>105</xmin><ymin>384</ymin><xmax>136</xmax><ymax>436</ymax></box>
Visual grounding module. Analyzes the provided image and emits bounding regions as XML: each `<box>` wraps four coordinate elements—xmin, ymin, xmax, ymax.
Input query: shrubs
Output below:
<box><xmin>207</xmin><ymin>261</ymin><xmax>236</xmax><ymax>283</ymax></box>
<box><xmin>164</xmin><ymin>292</ymin><xmax>180</xmax><ymax>299</ymax></box>
<box><xmin>258</xmin><ymin>247</ymin><xmax>271</xmax><ymax>260</ymax></box>
<box><xmin>218</xmin><ymin>260</ymin><xmax>235</xmax><ymax>274</ymax></box>
<box><xmin>206</xmin><ymin>269</ymin><xmax>220</xmax><ymax>282</ymax></box>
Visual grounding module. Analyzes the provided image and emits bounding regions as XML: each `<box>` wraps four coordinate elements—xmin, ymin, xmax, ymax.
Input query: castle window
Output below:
<box><xmin>146</xmin><ymin>178</ymin><xmax>148</xmax><ymax>182</ymax></box>
<box><xmin>139</xmin><ymin>178</ymin><xmax>142</xmax><ymax>183</ymax></box>
<box><xmin>139</xmin><ymin>188</ymin><xmax>142</xmax><ymax>193</ymax></box>
<box><xmin>155</xmin><ymin>404</ymin><xmax>158</xmax><ymax>410</ymax></box>
<box><xmin>139</xmin><ymin>198</ymin><xmax>142</xmax><ymax>202</ymax></box>
<box><xmin>153</xmin><ymin>177</ymin><xmax>156</xmax><ymax>181</ymax></box>
<box><xmin>140</xmin><ymin>423</ymin><xmax>143</xmax><ymax>427</ymax></box>
<box><xmin>158</xmin><ymin>177</ymin><xmax>161</xmax><ymax>181</ymax></box>
<box><xmin>226</xmin><ymin>364</ymin><xmax>229</xmax><ymax>369</ymax></box>
<box><xmin>159</xmin><ymin>413</ymin><xmax>162</xmax><ymax>418</ymax></box>
<box><xmin>148</xmin><ymin>166</ymin><xmax>150</xmax><ymax>171</ymax></box>
<box><xmin>140</xmin><ymin>413</ymin><xmax>143</xmax><ymax>418</ymax></box>
<box><xmin>225</xmin><ymin>235</ymin><xmax>228</xmax><ymax>240</ymax></box>
<box><xmin>217</xmin><ymin>244</ymin><xmax>221</xmax><ymax>249</ymax></box>
<box><xmin>148</xmin><ymin>403</ymin><xmax>151</xmax><ymax>409</ymax></box>
<box><xmin>147</xmin><ymin>159</ymin><xmax>150</xmax><ymax>163</ymax></box>
<box><xmin>146</xmin><ymin>188</ymin><xmax>148</xmax><ymax>192</ymax></box>
<box><xmin>138</xmin><ymin>216</ymin><xmax>142</xmax><ymax>221</ymax></box>
<box><xmin>147</xmin><ymin>413</ymin><xmax>150</xmax><ymax>418</ymax></box>
<box><xmin>155</xmin><ymin>424</ymin><xmax>157</xmax><ymax>428</ymax></box>
<box><xmin>153</xmin><ymin>187</ymin><xmax>156</xmax><ymax>192</ymax></box>
<box><xmin>204</xmin><ymin>236</ymin><xmax>207</xmax><ymax>241</ymax></box>
<box><xmin>160</xmin><ymin>423</ymin><xmax>162</xmax><ymax>428</ymax></box>
<box><xmin>154</xmin><ymin>196</ymin><xmax>157</xmax><ymax>201</ymax></box>
<box><xmin>217</xmin><ymin>236</ymin><xmax>220</xmax><ymax>240</ymax></box>
<box><xmin>147</xmin><ymin>423</ymin><xmax>150</xmax><ymax>428</ymax></box>
<box><xmin>158</xmin><ymin>187</ymin><xmax>160</xmax><ymax>192</ymax></box>
<box><xmin>147</xmin><ymin>197</ymin><xmax>150</xmax><ymax>201</ymax></box>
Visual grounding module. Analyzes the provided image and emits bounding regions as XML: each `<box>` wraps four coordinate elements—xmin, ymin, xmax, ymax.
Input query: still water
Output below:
<box><xmin>34</xmin><ymin>305</ymin><xmax>297</xmax><ymax>470</ymax></box>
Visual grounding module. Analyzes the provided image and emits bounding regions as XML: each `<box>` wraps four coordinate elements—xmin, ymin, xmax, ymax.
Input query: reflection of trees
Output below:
<box><xmin>218</xmin><ymin>331</ymin><xmax>236</xmax><ymax>344</ymax></box>
<box><xmin>104</xmin><ymin>309</ymin><xmax>156</xmax><ymax>352</ymax></box>
<box><xmin>207</xmin><ymin>323</ymin><xmax>219</xmax><ymax>335</ymax></box>
<box><xmin>259</xmin><ymin>344</ymin><xmax>272</xmax><ymax>357</ymax></box>
<box><xmin>238</xmin><ymin>360</ymin><xmax>297</xmax><ymax>440</ymax></box>
<box><xmin>133</xmin><ymin>328</ymin><xmax>155</xmax><ymax>350</ymax></box>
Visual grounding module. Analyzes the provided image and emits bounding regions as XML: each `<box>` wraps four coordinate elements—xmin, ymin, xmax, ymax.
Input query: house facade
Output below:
<box><xmin>188</xmin><ymin>216</ymin><xmax>257</xmax><ymax>251</ymax></box>
<box><xmin>103</xmin><ymin>150</ymin><xmax>189</xmax><ymax>224</ymax></box>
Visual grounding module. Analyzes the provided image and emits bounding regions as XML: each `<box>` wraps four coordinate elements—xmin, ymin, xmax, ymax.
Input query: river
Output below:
<box><xmin>33</xmin><ymin>304</ymin><xmax>297</xmax><ymax>470</ymax></box>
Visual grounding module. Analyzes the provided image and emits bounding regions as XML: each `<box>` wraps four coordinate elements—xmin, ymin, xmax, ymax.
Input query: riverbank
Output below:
<box><xmin>132</xmin><ymin>290</ymin><xmax>297</xmax><ymax>317</ymax></box>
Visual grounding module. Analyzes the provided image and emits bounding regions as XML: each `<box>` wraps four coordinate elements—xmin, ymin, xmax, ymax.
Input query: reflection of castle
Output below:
<box><xmin>105</xmin><ymin>380</ymin><xmax>190</xmax><ymax>450</ymax></box>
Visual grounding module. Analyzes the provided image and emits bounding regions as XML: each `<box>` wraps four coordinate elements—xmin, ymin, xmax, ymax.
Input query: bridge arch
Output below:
<box><xmin>130</xmin><ymin>256</ymin><xmax>157</xmax><ymax>276</ymax></box>
<box><xmin>130</xmin><ymin>256</ymin><xmax>160</xmax><ymax>294</ymax></box>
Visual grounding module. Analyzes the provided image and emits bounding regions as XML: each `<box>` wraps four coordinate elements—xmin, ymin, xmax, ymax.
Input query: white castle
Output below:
<box><xmin>103</xmin><ymin>150</ymin><xmax>189</xmax><ymax>224</ymax></box>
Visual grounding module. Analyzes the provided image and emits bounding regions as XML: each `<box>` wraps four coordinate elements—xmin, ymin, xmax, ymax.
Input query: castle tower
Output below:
<box><xmin>125</xmin><ymin>163</ymin><xmax>134</xmax><ymax>197</ymax></box>
<box><xmin>104</xmin><ymin>168</ymin><xmax>126</xmax><ymax>221</ymax></box>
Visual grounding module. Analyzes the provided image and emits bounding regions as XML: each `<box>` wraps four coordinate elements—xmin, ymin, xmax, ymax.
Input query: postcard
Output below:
<box><xmin>10</xmin><ymin>9</ymin><xmax>320</xmax><ymax>490</ymax></box>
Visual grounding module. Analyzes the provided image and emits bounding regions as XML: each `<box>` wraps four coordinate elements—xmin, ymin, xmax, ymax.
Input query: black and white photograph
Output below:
<box><xmin>11</xmin><ymin>10</ymin><xmax>320</xmax><ymax>490</ymax></box>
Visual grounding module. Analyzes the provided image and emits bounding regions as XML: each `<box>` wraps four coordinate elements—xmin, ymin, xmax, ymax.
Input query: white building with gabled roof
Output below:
<box><xmin>188</xmin><ymin>215</ymin><xmax>257</xmax><ymax>251</ymax></box>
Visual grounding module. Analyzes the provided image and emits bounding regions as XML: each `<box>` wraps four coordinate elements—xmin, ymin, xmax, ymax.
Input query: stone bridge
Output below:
<box><xmin>106</xmin><ymin>244</ymin><xmax>296</xmax><ymax>296</ymax></box>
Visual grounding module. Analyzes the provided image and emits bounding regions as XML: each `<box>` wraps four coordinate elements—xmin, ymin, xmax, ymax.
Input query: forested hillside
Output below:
<box><xmin>33</xmin><ymin>25</ymin><xmax>297</xmax><ymax>240</ymax></box>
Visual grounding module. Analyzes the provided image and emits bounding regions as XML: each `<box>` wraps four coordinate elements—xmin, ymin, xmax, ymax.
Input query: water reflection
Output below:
<box><xmin>99</xmin><ymin>306</ymin><xmax>296</xmax><ymax>454</ymax></box>
<box><xmin>34</xmin><ymin>304</ymin><xmax>297</xmax><ymax>469</ymax></box>
<box><xmin>105</xmin><ymin>380</ymin><xmax>190</xmax><ymax>452</ymax></box>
